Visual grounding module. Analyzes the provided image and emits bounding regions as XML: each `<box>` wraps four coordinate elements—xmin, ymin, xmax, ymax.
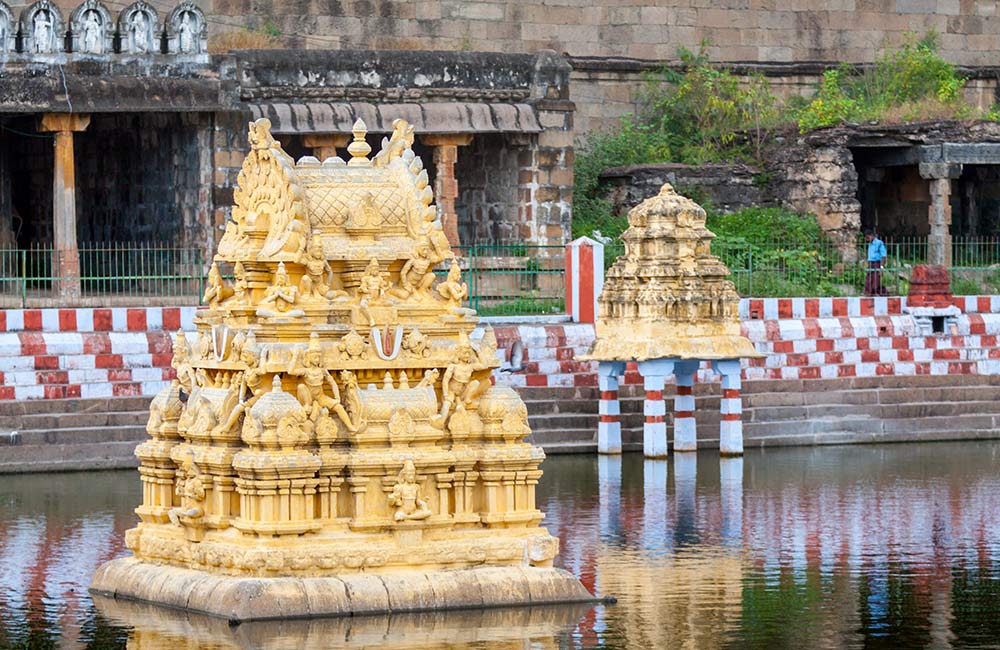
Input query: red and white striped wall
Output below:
<box><xmin>565</xmin><ymin>237</ymin><xmax>604</xmax><ymax>324</ymax></box>
<box><xmin>0</xmin><ymin>307</ymin><xmax>196</xmax><ymax>400</ymax></box>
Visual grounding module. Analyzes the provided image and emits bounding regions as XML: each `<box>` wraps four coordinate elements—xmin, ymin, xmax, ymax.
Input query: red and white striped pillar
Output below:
<box><xmin>565</xmin><ymin>236</ymin><xmax>605</xmax><ymax>323</ymax></box>
<box><xmin>597</xmin><ymin>361</ymin><xmax>626</xmax><ymax>454</ymax></box>
<box><xmin>712</xmin><ymin>359</ymin><xmax>744</xmax><ymax>456</ymax></box>
<box><xmin>672</xmin><ymin>360</ymin><xmax>700</xmax><ymax>452</ymax></box>
<box><xmin>637</xmin><ymin>359</ymin><xmax>674</xmax><ymax>458</ymax></box>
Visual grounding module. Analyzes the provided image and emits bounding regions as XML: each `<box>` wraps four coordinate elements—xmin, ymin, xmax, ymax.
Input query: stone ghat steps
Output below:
<box><xmin>0</xmin><ymin>441</ymin><xmax>140</xmax><ymax>473</ymax></box>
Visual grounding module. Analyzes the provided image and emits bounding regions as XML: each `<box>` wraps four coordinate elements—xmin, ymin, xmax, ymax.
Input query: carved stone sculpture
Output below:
<box><xmin>20</xmin><ymin>1</ymin><xmax>62</xmax><ymax>54</ymax></box>
<box><xmin>388</xmin><ymin>459</ymin><xmax>432</xmax><ymax>522</ymax></box>
<box><xmin>166</xmin><ymin>1</ymin><xmax>206</xmax><ymax>55</ymax></box>
<box><xmin>70</xmin><ymin>0</ymin><xmax>112</xmax><ymax>54</ymax></box>
<box><xmin>117</xmin><ymin>1</ymin><xmax>158</xmax><ymax>55</ymax></box>
<box><xmin>92</xmin><ymin>117</ymin><xmax>590</xmax><ymax>621</ymax></box>
<box><xmin>0</xmin><ymin>3</ymin><xmax>13</xmax><ymax>55</ymax></box>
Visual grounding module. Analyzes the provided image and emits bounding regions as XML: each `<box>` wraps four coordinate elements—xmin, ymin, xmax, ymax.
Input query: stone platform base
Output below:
<box><xmin>90</xmin><ymin>557</ymin><xmax>595</xmax><ymax>622</ymax></box>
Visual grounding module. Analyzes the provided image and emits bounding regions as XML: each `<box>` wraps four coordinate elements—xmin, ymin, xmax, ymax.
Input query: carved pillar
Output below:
<box><xmin>672</xmin><ymin>360</ymin><xmax>700</xmax><ymax>452</ymax></box>
<box><xmin>39</xmin><ymin>113</ymin><xmax>90</xmax><ymax>301</ymax></box>
<box><xmin>920</xmin><ymin>163</ymin><xmax>962</xmax><ymax>268</ymax></box>
<box><xmin>712</xmin><ymin>359</ymin><xmax>744</xmax><ymax>456</ymax></box>
<box><xmin>421</xmin><ymin>134</ymin><xmax>473</xmax><ymax>248</ymax></box>
<box><xmin>303</xmin><ymin>133</ymin><xmax>350</xmax><ymax>162</ymax></box>
<box><xmin>597</xmin><ymin>361</ymin><xmax>625</xmax><ymax>454</ymax></box>
<box><xmin>637</xmin><ymin>358</ymin><xmax>674</xmax><ymax>459</ymax></box>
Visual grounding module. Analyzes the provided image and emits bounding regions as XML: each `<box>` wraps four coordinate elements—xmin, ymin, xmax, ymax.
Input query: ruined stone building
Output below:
<box><xmin>5</xmin><ymin>0</ymin><xmax>1000</xmax><ymax>303</ymax></box>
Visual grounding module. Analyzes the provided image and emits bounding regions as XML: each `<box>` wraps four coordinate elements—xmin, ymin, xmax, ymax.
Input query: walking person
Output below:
<box><xmin>864</xmin><ymin>228</ymin><xmax>887</xmax><ymax>296</ymax></box>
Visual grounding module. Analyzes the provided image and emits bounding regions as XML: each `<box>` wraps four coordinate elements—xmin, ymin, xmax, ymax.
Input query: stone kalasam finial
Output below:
<box><xmin>347</xmin><ymin>118</ymin><xmax>372</xmax><ymax>165</ymax></box>
<box><xmin>584</xmin><ymin>183</ymin><xmax>761</xmax><ymax>362</ymax></box>
<box><xmin>95</xmin><ymin>116</ymin><xmax>589</xmax><ymax>620</ymax></box>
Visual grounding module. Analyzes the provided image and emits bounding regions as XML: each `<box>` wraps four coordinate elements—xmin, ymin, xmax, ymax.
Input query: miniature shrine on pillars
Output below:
<box><xmin>582</xmin><ymin>184</ymin><xmax>762</xmax><ymax>457</ymax></box>
<box><xmin>90</xmin><ymin>117</ymin><xmax>591</xmax><ymax>621</ymax></box>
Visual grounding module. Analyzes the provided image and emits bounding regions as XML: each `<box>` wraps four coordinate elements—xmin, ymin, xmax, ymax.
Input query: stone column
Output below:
<box><xmin>596</xmin><ymin>361</ymin><xmax>625</xmax><ymax>454</ymax></box>
<box><xmin>421</xmin><ymin>134</ymin><xmax>473</xmax><ymax>248</ymax></box>
<box><xmin>302</xmin><ymin>133</ymin><xmax>350</xmax><ymax>162</ymax></box>
<box><xmin>712</xmin><ymin>359</ymin><xmax>744</xmax><ymax>456</ymax></box>
<box><xmin>672</xmin><ymin>360</ymin><xmax>701</xmax><ymax>453</ymax></box>
<box><xmin>39</xmin><ymin>113</ymin><xmax>90</xmax><ymax>301</ymax></box>
<box><xmin>919</xmin><ymin>163</ymin><xmax>962</xmax><ymax>268</ymax></box>
<box><xmin>637</xmin><ymin>358</ymin><xmax>674</xmax><ymax>458</ymax></box>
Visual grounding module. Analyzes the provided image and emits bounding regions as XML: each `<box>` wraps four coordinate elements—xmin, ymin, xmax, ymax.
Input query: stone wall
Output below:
<box><xmin>601</xmin><ymin>163</ymin><xmax>767</xmax><ymax>216</ymax></box>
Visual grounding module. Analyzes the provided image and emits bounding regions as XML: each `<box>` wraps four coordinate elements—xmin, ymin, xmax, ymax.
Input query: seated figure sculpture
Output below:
<box><xmin>388</xmin><ymin>459</ymin><xmax>432</xmax><ymax>522</ymax></box>
<box><xmin>257</xmin><ymin>262</ymin><xmax>304</xmax><ymax>318</ymax></box>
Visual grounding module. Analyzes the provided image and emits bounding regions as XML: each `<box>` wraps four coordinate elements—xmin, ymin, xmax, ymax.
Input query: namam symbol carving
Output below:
<box><xmin>99</xmin><ymin>115</ymin><xmax>587</xmax><ymax>621</ymax></box>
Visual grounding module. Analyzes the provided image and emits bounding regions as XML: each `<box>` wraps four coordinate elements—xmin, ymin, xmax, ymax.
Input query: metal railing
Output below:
<box><xmin>0</xmin><ymin>241</ymin><xmax>568</xmax><ymax>315</ymax></box>
<box><xmin>9</xmin><ymin>236</ymin><xmax>997</xmax><ymax>309</ymax></box>
<box><xmin>604</xmin><ymin>236</ymin><xmax>1000</xmax><ymax>297</ymax></box>
<box><xmin>0</xmin><ymin>243</ymin><xmax>206</xmax><ymax>308</ymax></box>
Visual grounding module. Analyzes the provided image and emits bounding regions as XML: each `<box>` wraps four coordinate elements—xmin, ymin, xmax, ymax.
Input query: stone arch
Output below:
<box><xmin>69</xmin><ymin>0</ymin><xmax>113</xmax><ymax>55</ymax></box>
<box><xmin>0</xmin><ymin>2</ymin><xmax>14</xmax><ymax>54</ymax></box>
<box><xmin>116</xmin><ymin>0</ymin><xmax>160</xmax><ymax>55</ymax></box>
<box><xmin>165</xmin><ymin>1</ymin><xmax>206</xmax><ymax>55</ymax></box>
<box><xmin>19</xmin><ymin>0</ymin><xmax>64</xmax><ymax>54</ymax></box>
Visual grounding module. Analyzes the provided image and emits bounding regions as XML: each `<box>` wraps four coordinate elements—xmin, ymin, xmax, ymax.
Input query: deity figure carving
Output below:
<box><xmin>167</xmin><ymin>453</ymin><xmax>206</xmax><ymax>530</ymax></box>
<box><xmin>171</xmin><ymin>332</ymin><xmax>199</xmax><ymax>395</ymax></box>
<box><xmin>338</xmin><ymin>370</ymin><xmax>363</xmax><ymax>428</ymax></box>
<box><xmin>436</xmin><ymin>260</ymin><xmax>468</xmax><ymax>307</ymax></box>
<box><xmin>33</xmin><ymin>9</ymin><xmax>53</xmax><ymax>52</ymax></box>
<box><xmin>257</xmin><ymin>262</ymin><xmax>303</xmax><ymax>318</ymax></box>
<box><xmin>401</xmin><ymin>328</ymin><xmax>430</xmax><ymax>358</ymax></box>
<box><xmin>433</xmin><ymin>334</ymin><xmax>484</xmax><ymax>428</ymax></box>
<box><xmin>286</xmin><ymin>333</ymin><xmax>361</xmax><ymax>432</ymax></box>
<box><xmin>202</xmin><ymin>262</ymin><xmax>232</xmax><ymax>309</ymax></box>
<box><xmin>390</xmin><ymin>244</ymin><xmax>437</xmax><ymax>300</ymax></box>
<box><xmin>230</xmin><ymin>262</ymin><xmax>249</xmax><ymax>305</ymax></box>
<box><xmin>214</xmin><ymin>332</ymin><xmax>267</xmax><ymax>435</ymax></box>
<box><xmin>81</xmin><ymin>10</ymin><xmax>101</xmax><ymax>52</ymax></box>
<box><xmin>357</xmin><ymin>258</ymin><xmax>388</xmax><ymax>327</ymax></box>
<box><xmin>177</xmin><ymin>10</ymin><xmax>195</xmax><ymax>51</ymax></box>
<box><xmin>299</xmin><ymin>233</ymin><xmax>345</xmax><ymax>301</ymax></box>
<box><xmin>388</xmin><ymin>460</ymin><xmax>431</xmax><ymax>522</ymax></box>
<box><xmin>130</xmin><ymin>10</ymin><xmax>150</xmax><ymax>52</ymax></box>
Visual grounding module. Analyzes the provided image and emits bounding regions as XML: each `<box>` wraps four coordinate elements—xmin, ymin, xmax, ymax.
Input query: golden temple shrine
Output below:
<box><xmin>583</xmin><ymin>184</ymin><xmax>762</xmax><ymax>457</ymax></box>
<box><xmin>90</xmin><ymin>118</ymin><xmax>590</xmax><ymax>621</ymax></box>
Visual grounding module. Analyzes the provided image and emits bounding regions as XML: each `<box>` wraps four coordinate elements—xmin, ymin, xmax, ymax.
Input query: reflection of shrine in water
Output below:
<box><xmin>7</xmin><ymin>444</ymin><xmax>1000</xmax><ymax>647</ymax></box>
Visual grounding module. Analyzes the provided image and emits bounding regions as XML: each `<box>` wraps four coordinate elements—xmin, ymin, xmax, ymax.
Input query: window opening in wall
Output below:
<box><xmin>932</xmin><ymin>316</ymin><xmax>945</xmax><ymax>334</ymax></box>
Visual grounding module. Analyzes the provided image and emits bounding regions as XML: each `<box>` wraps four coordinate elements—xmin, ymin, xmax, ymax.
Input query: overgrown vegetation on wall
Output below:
<box><xmin>573</xmin><ymin>32</ymin><xmax>998</xmax><ymax>248</ymax></box>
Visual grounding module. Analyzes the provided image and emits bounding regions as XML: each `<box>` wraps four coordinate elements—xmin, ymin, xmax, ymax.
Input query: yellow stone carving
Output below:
<box><xmin>93</xmin><ymin>117</ymin><xmax>588</xmax><ymax>620</ymax></box>
<box><xmin>583</xmin><ymin>184</ymin><xmax>763</xmax><ymax>362</ymax></box>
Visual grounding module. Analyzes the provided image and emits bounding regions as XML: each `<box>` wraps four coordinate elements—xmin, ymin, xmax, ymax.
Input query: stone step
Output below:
<box><xmin>0</xmin><ymin>410</ymin><xmax>149</xmax><ymax>431</ymax></box>
<box><xmin>0</xmin><ymin>425</ymin><xmax>148</xmax><ymax>446</ymax></box>
<box><xmin>0</xmin><ymin>395</ymin><xmax>152</xmax><ymax>417</ymax></box>
<box><xmin>0</xmin><ymin>441</ymin><xmax>140</xmax><ymax>473</ymax></box>
<box><xmin>526</xmin><ymin>428</ymin><xmax>597</xmax><ymax>446</ymax></box>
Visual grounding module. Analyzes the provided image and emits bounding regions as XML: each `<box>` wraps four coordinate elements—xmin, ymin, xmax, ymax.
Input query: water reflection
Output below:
<box><xmin>6</xmin><ymin>443</ymin><xmax>1000</xmax><ymax>647</ymax></box>
<box><xmin>94</xmin><ymin>596</ymin><xmax>590</xmax><ymax>649</ymax></box>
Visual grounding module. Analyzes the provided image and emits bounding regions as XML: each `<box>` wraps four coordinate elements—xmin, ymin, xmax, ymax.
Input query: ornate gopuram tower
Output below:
<box><xmin>91</xmin><ymin>118</ymin><xmax>591</xmax><ymax>621</ymax></box>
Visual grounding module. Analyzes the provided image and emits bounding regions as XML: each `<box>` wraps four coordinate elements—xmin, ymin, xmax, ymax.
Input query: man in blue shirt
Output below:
<box><xmin>864</xmin><ymin>228</ymin><xmax>887</xmax><ymax>296</ymax></box>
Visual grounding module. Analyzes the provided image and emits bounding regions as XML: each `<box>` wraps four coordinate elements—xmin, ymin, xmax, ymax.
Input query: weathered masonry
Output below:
<box><xmin>0</xmin><ymin>4</ymin><xmax>574</xmax><ymax>306</ymax></box>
